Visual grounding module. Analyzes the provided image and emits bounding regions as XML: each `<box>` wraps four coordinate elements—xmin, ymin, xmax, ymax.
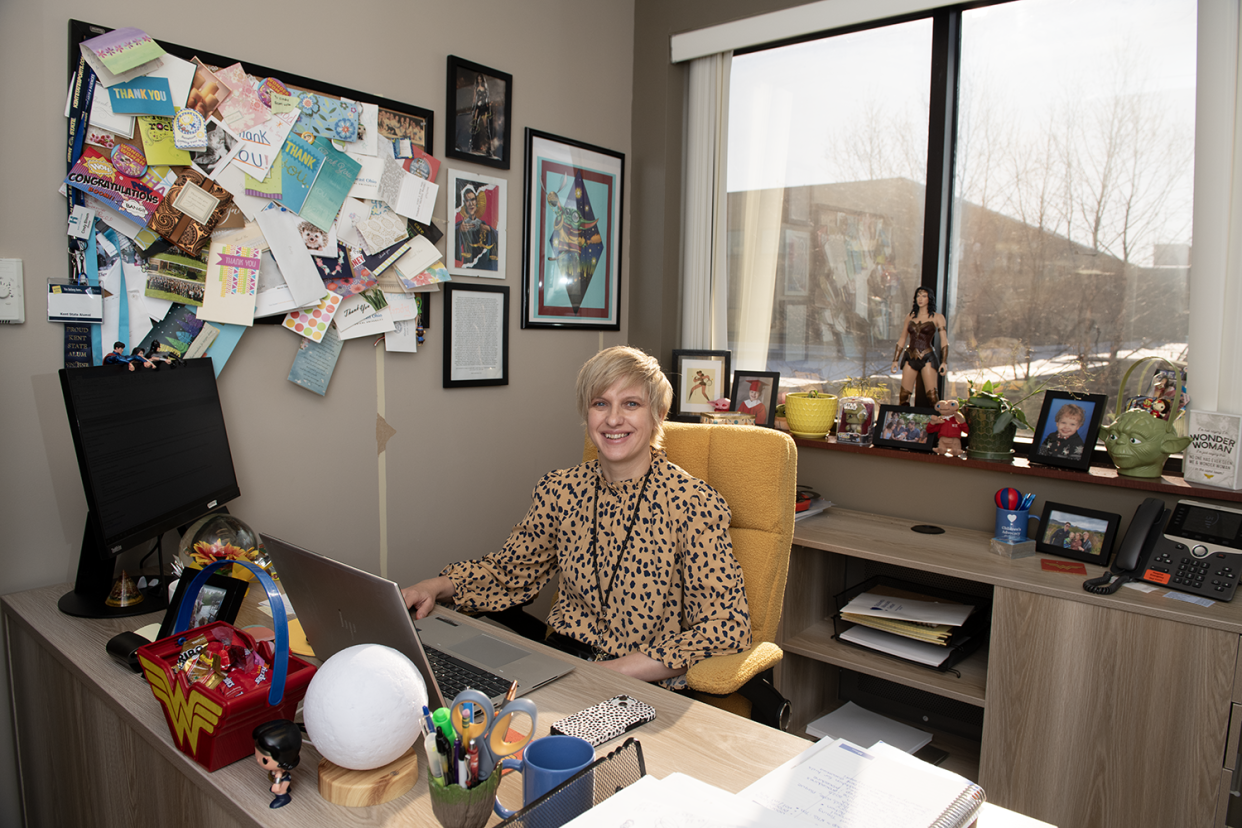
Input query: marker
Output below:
<box><xmin>456</xmin><ymin>738</ymin><xmax>468</xmax><ymax>788</ymax></box>
<box><xmin>435</xmin><ymin>730</ymin><xmax>453</xmax><ymax>782</ymax></box>
<box><xmin>433</xmin><ymin>707</ymin><xmax>456</xmax><ymax>747</ymax></box>
<box><xmin>467</xmin><ymin>738</ymin><xmax>480</xmax><ymax>787</ymax></box>
<box><xmin>424</xmin><ymin>733</ymin><xmax>443</xmax><ymax>782</ymax></box>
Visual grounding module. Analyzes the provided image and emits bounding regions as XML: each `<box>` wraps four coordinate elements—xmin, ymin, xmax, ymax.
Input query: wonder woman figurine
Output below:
<box><xmin>890</xmin><ymin>286</ymin><xmax>948</xmax><ymax>406</ymax></box>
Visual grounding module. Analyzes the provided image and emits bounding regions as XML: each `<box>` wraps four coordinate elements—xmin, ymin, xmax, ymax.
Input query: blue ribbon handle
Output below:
<box><xmin>173</xmin><ymin>561</ymin><xmax>290</xmax><ymax>707</ymax></box>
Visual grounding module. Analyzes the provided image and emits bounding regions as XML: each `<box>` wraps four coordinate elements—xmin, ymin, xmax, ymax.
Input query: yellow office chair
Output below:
<box><xmin>583</xmin><ymin>421</ymin><xmax>797</xmax><ymax>726</ymax></box>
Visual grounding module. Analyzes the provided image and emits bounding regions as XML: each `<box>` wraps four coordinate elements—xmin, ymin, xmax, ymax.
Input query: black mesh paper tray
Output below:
<box><xmin>497</xmin><ymin>737</ymin><xmax>646</xmax><ymax>828</ymax></box>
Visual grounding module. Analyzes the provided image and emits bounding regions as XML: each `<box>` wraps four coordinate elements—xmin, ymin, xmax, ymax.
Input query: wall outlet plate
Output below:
<box><xmin>0</xmin><ymin>259</ymin><xmax>24</xmax><ymax>324</ymax></box>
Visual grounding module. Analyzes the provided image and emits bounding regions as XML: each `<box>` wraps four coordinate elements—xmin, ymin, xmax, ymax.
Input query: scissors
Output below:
<box><xmin>449</xmin><ymin>689</ymin><xmax>537</xmax><ymax>781</ymax></box>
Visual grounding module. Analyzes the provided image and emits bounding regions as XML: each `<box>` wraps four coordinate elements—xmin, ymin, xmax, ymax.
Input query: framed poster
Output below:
<box><xmin>670</xmin><ymin>350</ymin><xmax>730</xmax><ymax>421</ymax></box>
<box><xmin>446</xmin><ymin>169</ymin><xmax>506</xmax><ymax>278</ymax></box>
<box><xmin>443</xmin><ymin>282</ymin><xmax>508</xmax><ymax>388</ymax></box>
<box><xmin>521</xmin><ymin>129</ymin><xmax>624</xmax><ymax>330</ymax></box>
<box><xmin>1029</xmin><ymin>391</ymin><xmax>1108</xmax><ymax>471</ymax></box>
<box><xmin>445</xmin><ymin>55</ymin><xmax>512</xmax><ymax>170</ymax></box>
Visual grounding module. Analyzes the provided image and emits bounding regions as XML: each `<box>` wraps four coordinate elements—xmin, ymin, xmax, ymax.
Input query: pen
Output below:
<box><xmin>456</xmin><ymin>738</ymin><xmax>468</xmax><ymax>788</ymax></box>
<box><xmin>504</xmin><ymin>680</ymin><xmax>518</xmax><ymax>707</ymax></box>
<box><xmin>421</xmin><ymin>704</ymin><xmax>437</xmax><ymax>738</ymax></box>
<box><xmin>435</xmin><ymin>730</ymin><xmax>453</xmax><ymax>782</ymax></box>
<box><xmin>424</xmin><ymin>733</ymin><xmax>443</xmax><ymax>782</ymax></box>
<box><xmin>467</xmin><ymin>738</ymin><xmax>479</xmax><ymax>787</ymax></box>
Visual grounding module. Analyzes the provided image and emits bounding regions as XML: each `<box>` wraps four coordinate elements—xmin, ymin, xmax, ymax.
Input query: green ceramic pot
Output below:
<box><xmin>964</xmin><ymin>405</ymin><xmax>1017</xmax><ymax>462</ymax></box>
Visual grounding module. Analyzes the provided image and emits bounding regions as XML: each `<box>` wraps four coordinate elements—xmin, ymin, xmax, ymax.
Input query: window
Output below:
<box><xmin>726</xmin><ymin>0</ymin><xmax>1196</xmax><ymax>429</ymax></box>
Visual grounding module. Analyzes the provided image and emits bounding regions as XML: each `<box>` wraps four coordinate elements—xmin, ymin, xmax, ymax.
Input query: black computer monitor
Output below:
<box><xmin>58</xmin><ymin>359</ymin><xmax>241</xmax><ymax>618</ymax></box>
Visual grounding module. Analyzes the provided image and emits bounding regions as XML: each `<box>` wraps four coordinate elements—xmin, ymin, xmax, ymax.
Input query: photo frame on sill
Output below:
<box><xmin>873</xmin><ymin>405</ymin><xmax>938</xmax><ymax>453</ymax></box>
<box><xmin>1029</xmin><ymin>391</ymin><xmax>1108</xmax><ymax>471</ymax></box>
<box><xmin>670</xmin><ymin>350</ymin><xmax>731</xmax><ymax>421</ymax></box>
<box><xmin>729</xmin><ymin>370</ymin><xmax>780</xmax><ymax>428</ymax></box>
<box><xmin>443</xmin><ymin>282</ymin><xmax>509</xmax><ymax>388</ymax></box>
<box><xmin>1035</xmin><ymin>502</ymin><xmax>1121</xmax><ymax>565</ymax></box>
<box><xmin>521</xmin><ymin>129</ymin><xmax>624</xmax><ymax>330</ymax></box>
<box><xmin>445</xmin><ymin>55</ymin><xmax>512</xmax><ymax>170</ymax></box>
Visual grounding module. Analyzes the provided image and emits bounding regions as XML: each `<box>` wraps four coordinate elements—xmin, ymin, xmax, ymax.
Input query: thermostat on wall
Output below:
<box><xmin>0</xmin><ymin>259</ymin><xmax>24</xmax><ymax>324</ymax></box>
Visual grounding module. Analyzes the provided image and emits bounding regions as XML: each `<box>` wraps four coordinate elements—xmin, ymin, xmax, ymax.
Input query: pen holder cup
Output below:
<box><xmin>995</xmin><ymin>508</ymin><xmax>1039</xmax><ymax>544</ymax></box>
<box><xmin>428</xmin><ymin>764</ymin><xmax>501</xmax><ymax>828</ymax></box>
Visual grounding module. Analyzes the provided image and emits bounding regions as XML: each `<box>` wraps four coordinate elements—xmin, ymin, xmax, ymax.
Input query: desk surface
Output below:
<box><xmin>3</xmin><ymin>583</ymin><xmax>809</xmax><ymax>827</ymax></box>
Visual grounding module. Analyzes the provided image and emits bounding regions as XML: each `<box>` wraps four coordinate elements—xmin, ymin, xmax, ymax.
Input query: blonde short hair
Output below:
<box><xmin>575</xmin><ymin>346</ymin><xmax>673</xmax><ymax>448</ymax></box>
<box><xmin>1056</xmin><ymin>403</ymin><xmax>1086</xmax><ymax>426</ymax></box>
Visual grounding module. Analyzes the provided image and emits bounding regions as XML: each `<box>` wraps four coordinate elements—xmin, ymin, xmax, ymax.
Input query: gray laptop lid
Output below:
<box><xmin>263</xmin><ymin>535</ymin><xmax>573</xmax><ymax>710</ymax></box>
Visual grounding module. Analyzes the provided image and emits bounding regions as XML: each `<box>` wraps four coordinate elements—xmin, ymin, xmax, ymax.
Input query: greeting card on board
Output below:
<box><xmin>137</xmin><ymin>116</ymin><xmax>191</xmax><ymax>165</ymax></box>
<box><xmin>296</xmin><ymin>92</ymin><xmax>359</xmax><ymax>142</ymax></box>
<box><xmin>225</xmin><ymin>110</ymin><xmax>297</xmax><ymax>180</ymax></box>
<box><xmin>282</xmin><ymin>292</ymin><xmax>343</xmax><ymax>342</ymax></box>
<box><xmin>149</xmin><ymin>168</ymin><xmax>235</xmax><ymax>256</ymax></box>
<box><xmin>288</xmin><ymin>324</ymin><xmax>344</xmax><ymax>396</ymax></box>
<box><xmin>81</xmin><ymin>27</ymin><xmax>164</xmax><ymax>75</ymax></box>
<box><xmin>187</xmin><ymin>58</ymin><xmax>233</xmax><ymax>120</ymax></box>
<box><xmin>214</xmin><ymin>63</ymin><xmax>270</xmax><ymax>133</ymax></box>
<box><xmin>199</xmin><ymin>237</ymin><xmax>262</xmax><ymax>327</ymax></box>
<box><xmin>403</xmin><ymin>146</ymin><xmax>440</xmax><ymax>182</ymax></box>
<box><xmin>108</xmin><ymin>77</ymin><xmax>175</xmax><ymax>116</ymax></box>
<box><xmin>64</xmin><ymin>147</ymin><xmax>165</xmax><ymax>225</ymax></box>
<box><xmin>297</xmin><ymin>138</ymin><xmax>361</xmax><ymax>232</ymax></box>
<box><xmin>377</xmin><ymin>149</ymin><xmax>437</xmax><ymax>223</ymax></box>
<box><xmin>277</xmin><ymin>131</ymin><xmax>326</xmax><ymax>213</ymax></box>
<box><xmin>333</xmin><ymin>102</ymin><xmax>379</xmax><ymax>156</ymax></box>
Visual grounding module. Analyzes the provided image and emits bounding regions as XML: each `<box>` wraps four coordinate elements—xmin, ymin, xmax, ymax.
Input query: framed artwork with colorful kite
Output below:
<box><xmin>521</xmin><ymin>128</ymin><xmax>624</xmax><ymax>330</ymax></box>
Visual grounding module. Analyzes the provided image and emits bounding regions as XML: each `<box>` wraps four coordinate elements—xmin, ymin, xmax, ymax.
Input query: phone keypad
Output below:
<box><xmin>1149</xmin><ymin>550</ymin><xmax>1238</xmax><ymax>599</ymax></box>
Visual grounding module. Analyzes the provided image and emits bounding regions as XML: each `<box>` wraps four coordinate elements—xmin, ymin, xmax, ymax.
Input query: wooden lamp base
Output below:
<box><xmin>317</xmin><ymin>747</ymin><xmax>419</xmax><ymax>807</ymax></box>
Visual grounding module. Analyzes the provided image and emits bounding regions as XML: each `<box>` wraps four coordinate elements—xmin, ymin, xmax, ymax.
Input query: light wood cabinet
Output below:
<box><xmin>783</xmin><ymin>509</ymin><xmax>1242</xmax><ymax>828</ymax></box>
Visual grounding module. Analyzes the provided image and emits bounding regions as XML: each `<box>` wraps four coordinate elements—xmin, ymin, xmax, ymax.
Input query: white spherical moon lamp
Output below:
<box><xmin>302</xmin><ymin>643</ymin><xmax>428</xmax><ymax>771</ymax></box>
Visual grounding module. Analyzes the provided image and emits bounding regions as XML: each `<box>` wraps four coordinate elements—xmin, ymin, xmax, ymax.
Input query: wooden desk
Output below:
<box><xmin>3</xmin><ymin>584</ymin><xmax>809</xmax><ymax>827</ymax></box>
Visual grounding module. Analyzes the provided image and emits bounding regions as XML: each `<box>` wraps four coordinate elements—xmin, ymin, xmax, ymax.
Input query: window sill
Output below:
<box><xmin>789</xmin><ymin>434</ymin><xmax>1242</xmax><ymax>504</ymax></box>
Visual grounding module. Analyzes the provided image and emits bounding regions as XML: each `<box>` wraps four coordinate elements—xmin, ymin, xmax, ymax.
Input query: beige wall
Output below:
<box><xmin>0</xmin><ymin>1</ymin><xmax>634</xmax><ymax>823</ymax></box>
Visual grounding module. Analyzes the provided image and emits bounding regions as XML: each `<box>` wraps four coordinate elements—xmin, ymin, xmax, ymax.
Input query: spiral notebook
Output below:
<box><xmin>741</xmin><ymin>738</ymin><xmax>984</xmax><ymax>828</ymax></box>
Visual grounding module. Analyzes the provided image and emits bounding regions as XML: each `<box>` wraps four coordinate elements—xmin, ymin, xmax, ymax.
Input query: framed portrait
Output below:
<box><xmin>783</xmin><ymin>228</ymin><xmax>810</xmax><ymax>296</ymax></box>
<box><xmin>443</xmin><ymin>282</ymin><xmax>509</xmax><ymax>388</ymax></box>
<box><xmin>670</xmin><ymin>350</ymin><xmax>731</xmax><ymax>421</ymax></box>
<box><xmin>156</xmin><ymin>567</ymin><xmax>248</xmax><ymax>641</ymax></box>
<box><xmin>1035</xmin><ymin>502</ymin><xmax>1121</xmax><ymax>565</ymax></box>
<box><xmin>445</xmin><ymin>55</ymin><xmax>512</xmax><ymax>170</ymax></box>
<box><xmin>1029</xmin><ymin>391</ymin><xmax>1108</xmax><ymax>471</ymax></box>
<box><xmin>873</xmin><ymin>405</ymin><xmax>938</xmax><ymax>453</ymax></box>
<box><xmin>730</xmin><ymin>370</ymin><xmax>780</xmax><ymax>428</ymax></box>
<box><xmin>446</xmin><ymin>169</ymin><xmax>506</xmax><ymax>278</ymax></box>
<box><xmin>522</xmin><ymin>129</ymin><xmax>625</xmax><ymax>330</ymax></box>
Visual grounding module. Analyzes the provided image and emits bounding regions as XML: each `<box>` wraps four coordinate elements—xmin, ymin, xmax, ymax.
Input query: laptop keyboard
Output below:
<box><xmin>424</xmin><ymin>645</ymin><xmax>512</xmax><ymax>700</ymax></box>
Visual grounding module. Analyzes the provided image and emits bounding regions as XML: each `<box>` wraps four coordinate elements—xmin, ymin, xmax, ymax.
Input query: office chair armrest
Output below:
<box><xmin>685</xmin><ymin>641</ymin><xmax>783</xmax><ymax>695</ymax></box>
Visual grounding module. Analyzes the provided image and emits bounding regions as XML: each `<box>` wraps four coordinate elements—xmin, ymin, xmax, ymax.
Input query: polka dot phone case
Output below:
<box><xmin>549</xmin><ymin>694</ymin><xmax>657</xmax><ymax>747</ymax></box>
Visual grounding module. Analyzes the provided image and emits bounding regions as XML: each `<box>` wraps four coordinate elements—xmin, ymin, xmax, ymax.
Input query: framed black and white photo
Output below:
<box><xmin>521</xmin><ymin>129</ymin><xmax>624</xmax><ymax>330</ymax></box>
<box><xmin>730</xmin><ymin>370</ymin><xmax>780</xmax><ymax>428</ymax></box>
<box><xmin>670</xmin><ymin>350</ymin><xmax>731</xmax><ymax>421</ymax></box>
<box><xmin>874</xmin><ymin>405</ymin><xmax>938</xmax><ymax>453</ymax></box>
<box><xmin>1029</xmin><ymin>391</ymin><xmax>1108</xmax><ymax>471</ymax></box>
<box><xmin>443</xmin><ymin>283</ymin><xmax>509</xmax><ymax>388</ymax></box>
<box><xmin>445</xmin><ymin>55</ymin><xmax>512</xmax><ymax>169</ymax></box>
<box><xmin>1035</xmin><ymin>502</ymin><xmax>1121</xmax><ymax>565</ymax></box>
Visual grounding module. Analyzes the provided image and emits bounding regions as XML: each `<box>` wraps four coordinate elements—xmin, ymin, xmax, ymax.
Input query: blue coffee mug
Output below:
<box><xmin>995</xmin><ymin>507</ymin><xmax>1039</xmax><ymax>543</ymax></box>
<box><xmin>493</xmin><ymin>734</ymin><xmax>594</xmax><ymax>823</ymax></box>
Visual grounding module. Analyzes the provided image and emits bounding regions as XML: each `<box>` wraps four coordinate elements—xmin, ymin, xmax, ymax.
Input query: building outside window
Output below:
<box><xmin>726</xmin><ymin>0</ymin><xmax>1195</xmax><ymax>431</ymax></box>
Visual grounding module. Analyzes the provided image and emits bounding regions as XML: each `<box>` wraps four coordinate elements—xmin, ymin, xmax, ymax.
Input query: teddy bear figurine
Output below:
<box><xmin>926</xmin><ymin>399</ymin><xmax>969</xmax><ymax>458</ymax></box>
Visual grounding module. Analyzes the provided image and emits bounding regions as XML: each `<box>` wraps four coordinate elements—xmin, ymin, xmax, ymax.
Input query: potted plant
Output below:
<box><xmin>961</xmin><ymin>380</ymin><xmax>1039</xmax><ymax>462</ymax></box>
<box><xmin>774</xmin><ymin>403</ymin><xmax>789</xmax><ymax>431</ymax></box>
<box><xmin>784</xmin><ymin>390</ymin><xmax>838</xmax><ymax>439</ymax></box>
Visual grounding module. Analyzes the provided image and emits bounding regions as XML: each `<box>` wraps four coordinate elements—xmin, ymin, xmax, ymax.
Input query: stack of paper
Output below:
<box><xmin>804</xmin><ymin>701</ymin><xmax>933</xmax><ymax>753</ymax></box>
<box><xmin>838</xmin><ymin>584</ymin><xmax>976</xmax><ymax>668</ymax></box>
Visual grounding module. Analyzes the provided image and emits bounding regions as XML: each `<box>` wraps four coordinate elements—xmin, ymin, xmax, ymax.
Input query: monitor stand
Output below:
<box><xmin>59</xmin><ymin>518</ymin><xmax>169</xmax><ymax>619</ymax></box>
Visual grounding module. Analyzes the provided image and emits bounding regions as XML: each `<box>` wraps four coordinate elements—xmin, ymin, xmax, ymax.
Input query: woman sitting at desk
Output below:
<box><xmin>401</xmin><ymin>346</ymin><xmax>751</xmax><ymax>689</ymax></box>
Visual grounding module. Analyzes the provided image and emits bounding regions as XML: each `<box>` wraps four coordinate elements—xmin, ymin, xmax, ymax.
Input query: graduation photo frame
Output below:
<box><xmin>730</xmin><ymin>370</ymin><xmax>780</xmax><ymax>428</ymax></box>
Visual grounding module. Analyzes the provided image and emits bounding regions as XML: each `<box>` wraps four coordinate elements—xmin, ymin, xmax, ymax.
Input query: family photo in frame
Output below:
<box><xmin>873</xmin><ymin>405</ymin><xmax>938</xmax><ymax>452</ymax></box>
<box><xmin>1029</xmin><ymin>391</ymin><xmax>1107</xmax><ymax>471</ymax></box>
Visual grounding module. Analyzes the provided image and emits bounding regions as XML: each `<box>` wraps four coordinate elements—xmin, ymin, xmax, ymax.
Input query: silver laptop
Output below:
<box><xmin>263</xmin><ymin>535</ymin><xmax>573</xmax><ymax>710</ymax></box>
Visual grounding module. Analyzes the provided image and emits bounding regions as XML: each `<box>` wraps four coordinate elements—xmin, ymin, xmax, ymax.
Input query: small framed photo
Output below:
<box><xmin>730</xmin><ymin>371</ymin><xmax>780</xmax><ymax>428</ymax></box>
<box><xmin>670</xmin><ymin>350</ymin><xmax>731</xmax><ymax>421</ymax></box>
<box><xmin>446</xmin><ymin>170</ymin><xmax>506</xmax><ymax>278</ymax></box>
<box><xmin>443</xmin><ymin>282</ymin><xmax>509</xmax><ymax>388</ymax></box>
<box><xmin>157</xmin><ymin>567</ymin><xmax>249</xmax><ymax>641</ymax></box>
<box><xmin>521</xmin><ymin>129</ymin><xmax>624</xmax><ymax>330</ymax></box>
<box><xmin>873</xmin><ymin>405</ymin><xmax>938</xmax><ymax>452</ymax></box>
<box><xmin>1035</xmin><ymin>502</ymin><xmax>1121</xmax><ymax>565</ymax></box>
<box><xmin>445</xmin><ymin>55</ymin><xmax>512</xmax><ymax>169</ymax></box>
<box><xmin>1029</xmin><ymin>391</ymin><xmax>1108</xmax><ymax>471</ymax></box>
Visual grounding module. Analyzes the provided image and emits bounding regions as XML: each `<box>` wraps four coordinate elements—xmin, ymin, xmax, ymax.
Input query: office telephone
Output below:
<box><xmin>1084</xmin><ymin>498</ymin><xmax>1242</xmax><ymax>601</ymax></box>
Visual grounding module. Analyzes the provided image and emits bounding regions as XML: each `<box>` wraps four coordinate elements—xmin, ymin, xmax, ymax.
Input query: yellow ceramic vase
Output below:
<box><xmin>784</xmin><ymin>393</ymin><xmax>838</xmax><ymax>439</ymax></box>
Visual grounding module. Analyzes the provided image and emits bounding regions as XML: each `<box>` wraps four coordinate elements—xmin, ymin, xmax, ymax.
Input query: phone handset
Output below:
<box><xmin>1083</xmin><ymin>497</ymin><xmax>1167</xmax><ymax>595</ymax></box>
